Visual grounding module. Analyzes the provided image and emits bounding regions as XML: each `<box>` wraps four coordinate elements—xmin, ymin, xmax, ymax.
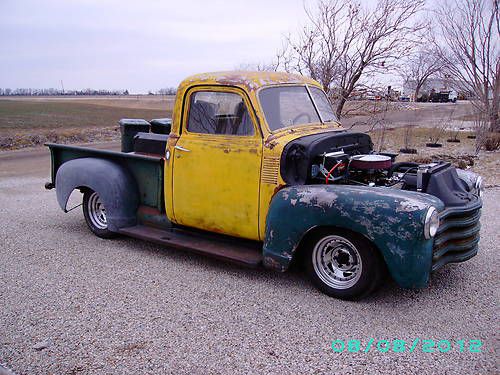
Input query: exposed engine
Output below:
<box><xmin>280</xmin><ymin>131</ymin><xmax>482</xmax><ymax>206</ymax></box>
<box><xmin>314</xmin><ymin>152</ymin><xmax>395</xmax><ymax>186</ymax></box>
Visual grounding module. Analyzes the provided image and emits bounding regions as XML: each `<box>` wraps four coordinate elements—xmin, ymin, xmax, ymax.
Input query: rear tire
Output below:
<box><xmin>304</xmin><ymin>229</ymin><xmax>383</xmax><ymax>300</ymax></box>
<box><xmin>82</xmin><ymin>190</ymin><xmax>117</xmax><ymax>239</ymax></box>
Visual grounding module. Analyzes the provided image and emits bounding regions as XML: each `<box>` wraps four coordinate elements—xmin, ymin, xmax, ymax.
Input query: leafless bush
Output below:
<box><xmin>29</xmin><ymin>135</ymin><xmax>43</xmax><ymax>145</ymax></box>
<box><xmin>352</xmin><ymin>97</ymin><xmax>393</xmax><ymax>151</ymax></box>
<box><xmin>447</xmin><ymin>127</ymin><xmax>460</xmax><ymax>142</ymax></box>
<box><xmin>484</xmin><ymin>133</ymin><xmax>500</xmax><ymax>151</ymax></box>
<box><xmin>427</xmin><ymin>104</ymin><xmax>457</xmax><ymax>146</ymax></box>
<box><xmin>411</xmin><ymin>153</ymin><xmax>475</xmax><ymax>169</ymax></box>
<box><xmin>345</xmin><ymin>97</ymin><xmax>394</xmax><ymax>130</ymax></box>
<box><xmin>0</xmin><ymin>136</ymin><xmax>14</xmax><ymax>149</ymax></box>
<box><xmin>427</xmin><ymin>122</ymin><xmax>447</xmax><ymax>145</ymax></box>
<box><xmin>373</xmin><ymin>123</ymin><xmax>388</xmax><ymax>152</ymax></box>
<box><xmin>46</xmin><ymin>131</ymin><xmax>59</xmax><ymax>143</ymax></box>
<box><xmin>403</xmin><ymin>125</ymin><xmax>415</xmax><ymax>149</ymax></box>
<box><xmin>371</xmin><ymin>99</ymin><xmax>393</xmax><ymax>152</ymax></box>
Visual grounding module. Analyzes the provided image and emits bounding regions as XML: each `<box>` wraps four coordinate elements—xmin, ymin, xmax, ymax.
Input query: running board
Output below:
<box><xmin>118</xmin><ymin>225</ymin><xmax>263</xmax><ymax>267</ymax></box>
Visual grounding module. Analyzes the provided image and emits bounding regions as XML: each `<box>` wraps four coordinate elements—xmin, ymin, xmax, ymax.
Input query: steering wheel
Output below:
<box><xmin>292</xmin><ymin>112</ymin><xmax>311</xmax><ymax>125</ymax></box>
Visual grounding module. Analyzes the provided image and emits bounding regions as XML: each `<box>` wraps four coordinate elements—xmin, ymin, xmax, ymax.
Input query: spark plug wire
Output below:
<box><xmin>325</xmin><ymin>162</ymin><xmax>345</xmax><ymax>184</ymax></box>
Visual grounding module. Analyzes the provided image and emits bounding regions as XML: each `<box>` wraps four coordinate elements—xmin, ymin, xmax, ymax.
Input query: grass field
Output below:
<box><xmin>0</xmin><ymin>99</ymin><xmax>171</xmax><ymax>132</ymax></box>
<box><xmin>0</xmin><ymin>97</ymin><xmax>173</xmax><ymax>149</ymax></box>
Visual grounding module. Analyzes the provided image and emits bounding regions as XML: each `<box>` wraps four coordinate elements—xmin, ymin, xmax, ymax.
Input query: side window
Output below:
<box><xmin>187</xmin><ymin>91</ymin><xmax>254</xmax><ymax>135</ymax></box>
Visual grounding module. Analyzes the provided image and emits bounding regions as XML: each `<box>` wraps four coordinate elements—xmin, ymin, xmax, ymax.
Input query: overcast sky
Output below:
<box><xmin>0</xmin><ymin>0</ymin><xmax>312</xmax><ymax>93</ymax></box>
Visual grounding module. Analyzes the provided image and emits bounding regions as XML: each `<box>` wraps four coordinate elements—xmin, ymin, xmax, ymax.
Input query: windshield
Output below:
<box><xmin>258</xmin><ymin>85</ymin><xmax>337</xmax><ymax>132</ymax></box>
<box><xmin>309</xmin><ymin>87</ymin><xmax>337</xmax><ymax>123</ymax></box>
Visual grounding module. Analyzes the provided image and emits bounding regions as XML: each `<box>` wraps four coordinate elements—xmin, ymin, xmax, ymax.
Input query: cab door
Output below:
<box><xmin>172</xmin><ymin>87</ymin><xmax>262</xmax><ymax>240</ymax></box>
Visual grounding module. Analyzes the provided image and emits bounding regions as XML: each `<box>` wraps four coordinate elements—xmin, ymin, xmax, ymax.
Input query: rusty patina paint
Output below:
<box><xmin>167</xmin><ymin>71</ymin><xmax>345</xmax><ymax>240</ymax></box>
<box><xmin>171</xmin><ymin>70</ymin><xmax>341</xmax><ymax>139</ymax></box>
<box><xmin>263</xmin><ymin>185</ymin><xmax>445</xmax><ymax>289</ymax></box>
<box><xmin>48</xmin><ymin>143</ymin><xmax>165</xmax><ymax>211</ymax></box>
<box><xmin>137</xmin><ymin>205</ymin><xmax>171</xmax><ymax>230</ymax></box>
<box><xmin>264</xmin><ymin>125</ymin><xmax>345</xmax><ymax>147</ymax></box>
<box><xmin>178</xmin><ymin>71</ymin><xmax>319</xmax><ymax>93</ymax></box>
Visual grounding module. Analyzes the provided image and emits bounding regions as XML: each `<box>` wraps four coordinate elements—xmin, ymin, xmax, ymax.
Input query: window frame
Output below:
<box><xmin>182</xmin><ymin>85</ymin><xmax>261</xmax><ymax>138</ymax></box>
<box><xmin>307</xmin><ymin>86</ymin><xmax>339</xmax><ymax>124</ymax></box>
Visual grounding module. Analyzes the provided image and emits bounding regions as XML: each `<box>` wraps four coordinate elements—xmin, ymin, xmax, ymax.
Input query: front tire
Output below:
<box><xmin>304</xmin><ymin>229</ymin><xmax>383</xmax><ymax>300</ymax></box>
<box><xmin>82</xmin><ymin>190</ymin><xmax>117</xmax><ymax>239</ymax></box>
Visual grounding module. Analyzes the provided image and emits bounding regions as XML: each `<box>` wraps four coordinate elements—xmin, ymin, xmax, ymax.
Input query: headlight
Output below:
<box><xmin>424</xmin><ymin>206</ymin><xmax>439</xmax><ymax>239</ymax></box>
<box><xmin>474</xmin><ymin>176</ymin><xmax>484</xmax><ymax>197</ymax></box>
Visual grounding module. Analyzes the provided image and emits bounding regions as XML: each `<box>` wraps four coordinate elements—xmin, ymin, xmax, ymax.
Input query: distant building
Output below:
<box><xmin>402</xmin><ymin>76</ymin><xmax>472</xmax><ymax>101</ymax></box>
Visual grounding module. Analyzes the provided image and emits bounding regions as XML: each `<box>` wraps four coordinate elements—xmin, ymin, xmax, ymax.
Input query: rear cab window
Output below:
<box><xmin>187</xmin><ymin>91</ymin><xmax>254</xmax><ymax>136</ymax></box>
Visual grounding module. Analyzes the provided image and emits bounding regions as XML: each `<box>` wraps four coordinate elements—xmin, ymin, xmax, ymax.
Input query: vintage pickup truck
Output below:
<box><xmin>45</xmin><ymin>71</ymin><xmax>483</xmax><ymax>300</ymax></box>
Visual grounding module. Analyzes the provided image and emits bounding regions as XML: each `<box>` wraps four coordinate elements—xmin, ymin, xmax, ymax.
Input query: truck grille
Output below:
<box><xmin>432</xmin><ymin>199</ymin><xmax>482</xmax><ymax>272</ymax></box>
<box><xmin>262</xmin><ymin>156</ymin><xmax>279</xmax><ymax>185</ymax></box>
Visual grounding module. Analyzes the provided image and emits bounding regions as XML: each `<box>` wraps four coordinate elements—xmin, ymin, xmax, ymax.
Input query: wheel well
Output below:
<box><xmin>55</xmin><ymin>158</ymin><xmax>139</xmax><ymax>231</ymax></box>
<box><xmin>63</xmin><ymin>186</ymin><xmax>90</xmax><ymax>211</ymax></box>
<box><xmin>291</xmin><ymin>225</ymin><xmax>387</xmax><ymax>270</ymax></box>
<box><xmin>75</xmin><ymin>186</ymin><xmax>92</xmax><ymax>196</ymax></box>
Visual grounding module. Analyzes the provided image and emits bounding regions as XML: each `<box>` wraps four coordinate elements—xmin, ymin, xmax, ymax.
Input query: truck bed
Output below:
<box><xmin>46</xmin><ymin>143</ymin><xmax>165</xmax><ymax>212</ymax></box>
<box><xmin>46</xmin><ymin>143</ymin><xmax>264</xmax><ymax>266</ymax></box>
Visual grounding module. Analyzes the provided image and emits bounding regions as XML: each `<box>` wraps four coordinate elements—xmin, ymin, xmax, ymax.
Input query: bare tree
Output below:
<box><xmin>473</xmin><ymin>114</ymin><xmax>490</xmax><ymax>154</ymax></box>
<box><xmin>399</xmin><ymin>44</ymin><xmax>444</xmax><ymax>101</ymax></box>
<box><xmin>434</xmin><ymin>0</ymin><xmax>499</xmax><ymax>132</ymax></box>
<box><xmin>276</xmin><ymin>0</ymin><xmax>426</xmax><ymax>118</ymax></box>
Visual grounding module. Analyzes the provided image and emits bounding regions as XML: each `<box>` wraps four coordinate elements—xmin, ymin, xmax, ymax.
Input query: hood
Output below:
<box><xmin>279</xmin><ymin>131</ymin><xmax>373</xmax><ymax>185</ymax></box>
<box><xmin>264</xmin><ymin>123</ymin><xmax>344</xmax><ymax>150</ymax></box>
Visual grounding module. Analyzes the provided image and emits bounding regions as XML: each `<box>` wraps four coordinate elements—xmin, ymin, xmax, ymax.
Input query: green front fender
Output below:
<box><xmin>263</xmin><ymin>185</ymin><xmax>444</xmax><ymax>289</ymax></box>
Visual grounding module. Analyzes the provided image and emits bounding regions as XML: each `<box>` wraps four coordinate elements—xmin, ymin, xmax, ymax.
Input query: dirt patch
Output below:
<box><xmin>342</xmin><ymin>101</ymin><xmax>475</xmax><ymax>131</ymax></box>
<box><xmin>0</xmin><ymin>95</ymin><xmax>175</xmax><ymax>111</ymax></box>
<box><xmin>0</xmin><ymin>127</ymin><xmax>121</xmax><ymax>150</ymax></box>
<box><xmin>0</xmin><ymin>99</ymin><xmax>170</xmax><ymax>150</ymax></box>
<box><xmin>342</xmin><ymin>100</ymin><xmax>415</xmax><ymax>117</ymax></box>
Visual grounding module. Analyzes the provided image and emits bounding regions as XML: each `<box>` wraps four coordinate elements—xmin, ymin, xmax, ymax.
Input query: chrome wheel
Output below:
<box><xmin>312</xmin><ymin>235</ymin><xmax>363</xmax><ymax>289</ymax></box>
<box><xmin>87</xmin><ymin>191</ymin><xmax>107</xmax><ymax>230</ymax></box>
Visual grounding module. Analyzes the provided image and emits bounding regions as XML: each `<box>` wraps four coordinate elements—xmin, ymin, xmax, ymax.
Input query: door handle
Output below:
<box><xmin>174</xmin><ymin>145</ymin><xmax>191</xmax><ymax>152</ymax></box>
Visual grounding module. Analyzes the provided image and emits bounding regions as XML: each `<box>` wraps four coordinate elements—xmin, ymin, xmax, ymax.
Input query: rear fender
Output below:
<box><xmin>55</xmin><ymin>158</ymin><xmax>139</xmax><ymax>231</ymax></box>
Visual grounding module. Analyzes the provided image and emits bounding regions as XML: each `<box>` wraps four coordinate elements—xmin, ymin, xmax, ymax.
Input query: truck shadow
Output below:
<box><xmin>364</xmin><ymin>264</ymin><xmax>479</xmax><ymax>305</ymax></box>
<box><xmin>47</xmin><ymin>213</ymin><xmax>479</xmax><ymax>307</ymax></box>
<box><xmin>114</xmin><ymin>234</ymin><xmax>475</xmax><ymax>306</ymax></box>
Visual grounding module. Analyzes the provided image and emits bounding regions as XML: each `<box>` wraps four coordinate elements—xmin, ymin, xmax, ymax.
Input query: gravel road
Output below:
<box><xmin>0</xmin><ymin>149</ymin><xmax>498</xmax><ymax>375</ymax></box>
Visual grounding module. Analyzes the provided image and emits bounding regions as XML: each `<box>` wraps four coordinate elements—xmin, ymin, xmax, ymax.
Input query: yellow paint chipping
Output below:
<box><xmin>164</xmin><ymin>71</ymin><xmax>344</xmax><ymax>240</ymax></box>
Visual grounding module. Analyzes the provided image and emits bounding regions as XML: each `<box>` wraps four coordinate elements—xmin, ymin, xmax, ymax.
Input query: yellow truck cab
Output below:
<box><xmin>165</xmin><ymin>71</ymin><xmax>343</xmax><ymax>241</ymax></box>
<box><xmin>46</xmin><ymin>71</ymin><xmax>483</xmax><ymax>300</ymax></box>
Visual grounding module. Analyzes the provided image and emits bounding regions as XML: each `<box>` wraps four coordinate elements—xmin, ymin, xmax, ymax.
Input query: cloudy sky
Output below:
<box><xmin>0</xmin><ymin>0</ymin><xmax>310</xmax><ymax>93</ymax></box>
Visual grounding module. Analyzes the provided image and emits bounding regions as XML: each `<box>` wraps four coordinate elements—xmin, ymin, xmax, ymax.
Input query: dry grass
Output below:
<box><xmin>370</xmin><ymin>127</ymin><xmax>500</xmax><ymax>187</ymax></box>
<box><xmin>342</xmin><ymin>100</ymin><xmax>413</xmax><ymax>117</ymax></box>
